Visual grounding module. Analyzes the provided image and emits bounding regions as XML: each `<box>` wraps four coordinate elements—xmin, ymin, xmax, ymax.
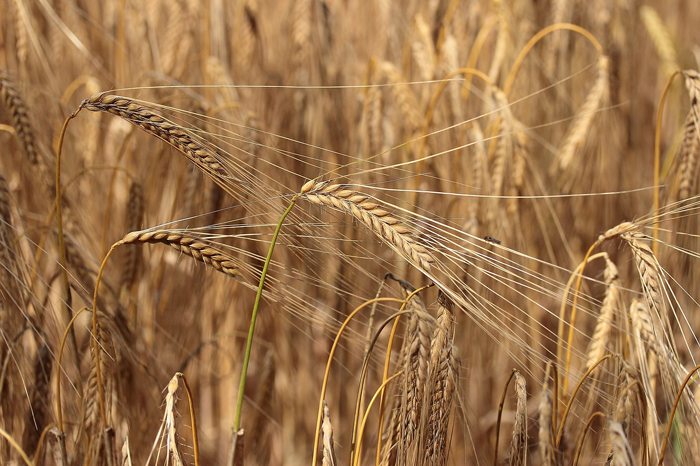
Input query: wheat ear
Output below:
<box><xmin>121</xmin><ymin>230</ymin><xmax>240</xmax><ymax>279</ymax></box>
<box><xmin>557</xmin><ymin>55</ymin><xmax>609</xmax><ymax>171</ymax></box>
<box><xmin>121</xmin><ymin>181</ymin><xmax>144</xmax><ymax>292</ymax></box>
<box><xmin>620</xmin><ymin>231</ymin><xmax>668</xmax><ymax>330</ymax></box>
<box><xmin>399</xmin><ymin>291</ymin><xmax>431</xmax><ymax>461</ymax></box>
<box><xmin>609</xmin><ymin>420</ymin><xmax>637</xmax><ymax>466</ymax></box>
<box><xmin>164</xmin><ymin>374</ymin><xmax>188</xmax><ymax>466</ymax></box>
<box><xmin>640</xmin><ymin>6</ymin><xmax>679</xmax><ymax>78</ymax></box>
<box><xmin>506</xmin><ymin>371</ymin><xmax>528</xmax><ymax>466</ymax></box>
<box><xmin>301</xmin><ymin>180</ymin><xmax>434</xmax><ymax>272</ymax></box>
<box><xmin>81</xmin><ymin>94</ymin><xmax>227</xmax><ymax>179</ymax></box>
<box><xmin>424</xmin><ymin>291</ymin><xmax>457</xmax><ymax>465</ymax></box>
<box><xmin>22</xmin><ymin>344</ymin><xmax>52</xmax><ymax>455</ymax></box>
<box><xmin>678</xmin><ymin>71</ymin><xmax>700</xmax><ymax>200</ymax></box>
<box><xmin>586</xmin><ymin>255</ymin><xmax>619</xmax><ymax>369</ymax></box>
<box><xmin>0</xmin><ymin>69</ymin><xmax>38</xmax><ymax>165</ymax></box>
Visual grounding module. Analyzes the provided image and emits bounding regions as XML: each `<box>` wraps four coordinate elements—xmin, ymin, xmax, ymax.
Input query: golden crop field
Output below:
<box><xmin>1</xmin><ymin>0</ymin><xmax>700</xmax><ymax>464</ymax></box>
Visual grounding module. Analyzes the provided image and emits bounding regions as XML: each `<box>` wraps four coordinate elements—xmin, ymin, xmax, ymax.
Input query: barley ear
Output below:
<box><xmin>301</xmin><ymin>180</ymin><xmax>434</xmax><ymax>272</ymax></box>
<box><xmin>609</xmin><ymin>420</ymin><xmax>638</xmax><ymax>466</ymax></box>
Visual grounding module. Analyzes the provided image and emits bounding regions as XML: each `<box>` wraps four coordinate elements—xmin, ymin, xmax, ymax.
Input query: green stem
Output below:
<box><xmin>233</xmin><ymin>197</ymin><xmax>297</xmax><ymax>431</ymax></box>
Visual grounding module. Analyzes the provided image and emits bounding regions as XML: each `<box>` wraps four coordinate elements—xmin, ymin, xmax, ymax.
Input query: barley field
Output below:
<box><xmin>1</xmin><ymin>0</ymin><xmax>700</xmax><ymax>464</ymax></box>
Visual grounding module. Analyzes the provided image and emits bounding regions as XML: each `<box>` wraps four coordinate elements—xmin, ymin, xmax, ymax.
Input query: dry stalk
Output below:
<box><xmin>121</xmin><ymin>229</ymin><xmax>241</xmax><ymax>279</ymax></box>
<box><xmin>300</xmin><ymin>180</ymin><xmax>434</xmax><ymax>272</ymax></box>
